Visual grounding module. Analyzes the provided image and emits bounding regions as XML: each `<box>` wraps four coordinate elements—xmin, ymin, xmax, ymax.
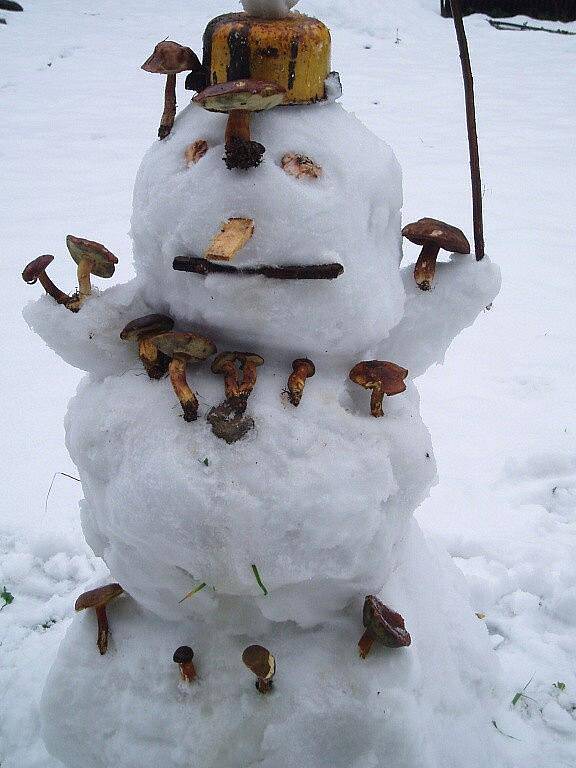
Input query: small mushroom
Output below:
<box><xmin>75</xmin><ymin>583</ymin><xmax>124</xmax><ymax>655</ymax></box>
<box><xmin>153</xmin><ymin>331</ymin><xmax>217</xmax><ymax>421</ymax></box>
<box><xmin>66</xmin><ymin>235</ymin><xmax>118</xmax><ymax>310</ymax></box>
<box><xmin>141</xmin><ymin>41</ymin><xmax>202</xmax><ymax>139</ymax></box>
<box><xmin>242</xmin><ymin>644</ymin><xmax>276</xmax><ymax>694</ymax></box>
<box><xmin>358</xmin><ymin>595</ymin><xmax>411</xmax><ymax>659</ymax></box>
<box><xmin>22</xmin><ymin>254</ymin><xmax>76</xmax><ymax>311</ymax></box>
<box><xmin>120</xmin><ymin>314</ymin><xmax>175</xmax><ymax>379</ymax></box>
<box><xmin>193</xmin><ymin>79</ymin><xmax>286</xmax><ymax>170</ymax></box>
<box><xmin>211</xmin><ymin>352</ymin><xmax>264</xmax><ymax>413</ymax></box>
<box><xmin>281</xmin><ymin>153</ymin><xmax>323</xmax><ymax>180</ymax></box>
<box><xmin>349</xmin><ymin>361</ymin><xmax>408</xmax><ymax>418</ymax></box>
<box><xmin>287</xmin><ymin>358</ymin><xmax>315</xmax><ymax>406</ymax></box>
<box><xmin>205</xmin><ymin>218</ymin><xmax>255</xmax><ymax>263</ymax></box>
<box><xmin>173</xmin><ymin>645</ymin><xmax>196</xmax><ymax>682</ymax></box>
<box><xmin>185</xmin><ymin>139</ymin><xmax>209</xmax><ymax>166</ymax></box>
<box><xmin>402</xmin><ymin>218</ymin><xmax>471</xmax><ymax>291</ymax></box>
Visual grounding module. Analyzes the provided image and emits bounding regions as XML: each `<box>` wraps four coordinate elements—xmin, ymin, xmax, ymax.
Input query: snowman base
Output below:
<box><xmin>40</xmin><ymin>523</ymin><xmax>506</xmax><ymax>768</ymax></box>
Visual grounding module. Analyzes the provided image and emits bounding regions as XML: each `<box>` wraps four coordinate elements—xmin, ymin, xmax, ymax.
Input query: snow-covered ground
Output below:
<box><xmin>1</xmin><ymin>0</ymin><xmax>574</xmax><ymax>765</ymax></box>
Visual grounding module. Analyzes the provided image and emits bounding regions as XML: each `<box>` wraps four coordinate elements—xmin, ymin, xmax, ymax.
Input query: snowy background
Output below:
<box><xmin>1</xmin><ymin>0</ymin><xmax>575</xmax><ymax>765</ymax></box>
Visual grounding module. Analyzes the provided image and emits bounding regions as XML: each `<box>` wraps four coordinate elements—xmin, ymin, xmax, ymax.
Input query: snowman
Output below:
<box><xmin>23</xmin><ymin>2</ymin><xmax>506</xmax><ymax>767</ymax></box>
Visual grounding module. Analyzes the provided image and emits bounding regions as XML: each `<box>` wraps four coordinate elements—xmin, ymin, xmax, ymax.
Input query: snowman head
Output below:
<box><xmin>240</xmin><ymin>0</ymin><xmax>300</xmax><ymax>18</ymax></box>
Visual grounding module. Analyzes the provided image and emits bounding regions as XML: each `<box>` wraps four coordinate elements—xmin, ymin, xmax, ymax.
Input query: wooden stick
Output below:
<box><xmin>488</xmin><ymin>18</ymin><xmax>576</xmax><ymax>35</ymax></box>
<box><xmin>173</xmin><ymin>256</ymin><xmax>344</xmax><ymax>280</ymax></box>
<box><xmin>205</xmin><ymin>218</ymin><xmax>254</xmax><ymax>262</ymax></box>
<box><xmin>449</xmin><ymin>0</ymin><xmax>485</xmax><ymax>261</ymax></box>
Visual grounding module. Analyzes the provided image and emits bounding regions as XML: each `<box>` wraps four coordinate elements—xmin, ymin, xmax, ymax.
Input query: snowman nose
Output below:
<box><xmin>204</xmin><ymin>218</ymin><xmax>255</xmax><ymax>263</ymax></box>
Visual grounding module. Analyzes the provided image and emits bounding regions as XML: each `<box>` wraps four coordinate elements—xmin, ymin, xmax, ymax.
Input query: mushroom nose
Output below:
<box><xmin>204</xmin><ymin>217</ymin><xmax>255</xmax><ymax>262</ymax></box>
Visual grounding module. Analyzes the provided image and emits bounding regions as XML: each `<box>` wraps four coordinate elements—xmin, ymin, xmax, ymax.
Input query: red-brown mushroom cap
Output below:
<box><xmin>292</xmin><ymin>358</ymin><xmax>315</xmax><ymax>377</ymax></box>
<box><xmin>75</xmin><ymin>583</ymin><xmax>124</xmax><ymax>612</ymax></box>
<box><xmin>141</xmin><ymin>41</ymin><xmax>201</xmax><ymax>75</ymax></box>
<box><xmin>401</xmin><ymin>218</ymin><xmax>470</xmax><ymax>255</ymax></box>
<box><xmin>363</xmin><ymin>595</ymin><xmax>411</xmax><ymax>648</ymax></box>
<box><xmin>153</xmin><ymin>331</ymin><xmax>216</xmax><ymax>361</ymax></box>
<box><xmin>242</xmin><ymin>645</ymin><xmax>276</xmax><ymax>680</ymax></box>
<box><xmin>22</xmin><ymin>254</ymin><xmax>54</xmax><ymax>284</ymax></box>
<box><xmin>193</xmin><ymin>79</ymin><xmax>286</xmax><ymax>113</ymax></box>
<box><xmin>66</xmin><ymin>235</ymin><xmax>118</xmax><ymax>279</ymax></box>
<box><xmin>349</xmin><ymin>361</ymin><xmax>408</xmax><ymax>396</ymax></box>
<box><xmin>120</xmin><ymin>314</ymin><xmax>175</xmax><ymax>341</ymax></box>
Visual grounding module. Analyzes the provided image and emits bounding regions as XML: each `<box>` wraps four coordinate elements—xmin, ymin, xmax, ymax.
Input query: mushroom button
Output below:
<box><xmin>193</xmin><ymin>79</ymin><xmax>285</xmax><ymax>170</ymax></box>
<box><xmin>141</xmin><ymin>41</ymin><xmax>202</xmax><ymax>139</ymax></box>
<box><xmin>120</xmin><ymin>314</ymin><xmax>175</xmax><ymax>379</ymax></box>
<box><xmin>287</xmin><ymin>358</ymin><xmax>315</xmax><ymax>407</ymax></box>
<box><xmin>75</xmin><ymin>583</ymin><xmax>124</xmax><ymax>655</ymax></box>
<box><xmin>242</xmin><ymin>645</ymin><xmax>276</xmax><ymax>694</ymax></box>
<box><xmin>153</xmin><ymin>331</ymin><xmax>217</xmax><ymax>422</ymax></box>
<box><xmin>22</xmin><ymin>254</ymin><xmax>76</xmax><ymax>311</ymax></box>
<box><xmin>173</xmin><ymin>645</ymin><xmax>196</xmax><ymax>683</ymax></box>
<box><xmin>349</xmin><ymin>361</ymin><xmax>408</xmax><ymax>418</ymax></box>
<box><xmin>358</xmin><ymin>595</ymin><xmax>411</xmax><ymax>659</ymax></box>
<box><xmin>402</xmin><ymin>218</ymin><xmax>470</xmax><ymax>291</ymax></box>
<box><xmin>66</xmin><ymin>235</ymin><xmax>118</xmax><ymax>311</ymax></box>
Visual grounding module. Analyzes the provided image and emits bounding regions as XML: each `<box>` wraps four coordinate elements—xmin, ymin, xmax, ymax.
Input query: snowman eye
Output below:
<box><xmin>185</xmin><ymin>139</ymin><xmax>209</xmax><ymax>167</ymax></box>
<box><xmin>280</xmin><ymin>153</ymin><xmax>323</xmax><ymax>180</ymax></box>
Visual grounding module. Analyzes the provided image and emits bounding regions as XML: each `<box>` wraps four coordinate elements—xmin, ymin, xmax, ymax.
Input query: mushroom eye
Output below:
<box><xmin>185</xmin><ymin>139</ymin><xmax>209</xmax><ymax>167</ymax></box>
<box><xmin>281</xmin><ymin>152</ymin><xmax>322</xmax><ymax>180</ymax></box>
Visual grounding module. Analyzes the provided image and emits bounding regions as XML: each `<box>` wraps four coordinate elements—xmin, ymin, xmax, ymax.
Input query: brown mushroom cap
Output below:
<box><xmin>66</xmin><ymin>235</ymin><xmax>118</xmax><ymax>278</ymax></box>
<box><xmin>211</xmin><ymin>351</ymin><xmax>264</xmax><ymax>373</ymax></box>
<box><xmin>120</xmin><ymin>314</ymin><xmax>174</xmax><ymax>341</ymax></box>
<box><xmin>242</xmin><ymin>645</ymin><xmax>275</xmax><ymax>680</ymax></box>
<box><xmin>193</xmin><ymin>79</ymin><xmax>286</xmax><ymax>114</ymax></box>
<box><xmin>153</xmin><ymin>331</ymin><xmax>216</xmax><ymax>361</ymax></box>
<box><xmin>349</xmin><ymin>361</ymin><xmax>408</xmax><ymax>395</ymax></box>
<box><xmin>363</xmin><ymin>596</ymin><xmax>411</xmax><ymax>648</ymax></box>
<box><xmin>75</xmin><ymin>583</ymin><xmax>124</xmax><ymax>612</ymax></box>
<box><xmin>173</xmin><ymin>645</ymin><xmax>194</xmax><ymax>664</ymax></box>
<box><xmin>401</xmin><ymin>218</ymin><xmax>470</xmax><ymax>255</ymax></box>
<box><xmin>292</xmin><ymin>358</ymin><xmax>315</xmax><ymax>377</ymax></box>
<box><xmin>141</xmin><ymin>41</ymin><xmax>201</xmax><ymax>75</ymax></box>
<box><xmin>22</xmin><ymin>254</ymin><xmax>54</xmax><ymax>284</ymax></box>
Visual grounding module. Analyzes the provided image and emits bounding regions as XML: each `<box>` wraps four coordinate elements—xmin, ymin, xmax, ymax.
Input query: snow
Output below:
<box><xmin>2</xmin><ymin>1</ymin><xmax>576</xmax><ymax>767</ymax></box>
<box><xmin>241</xmin><ymin>0</ymin><xmax>300</xmax><ymax>18</ymax></box>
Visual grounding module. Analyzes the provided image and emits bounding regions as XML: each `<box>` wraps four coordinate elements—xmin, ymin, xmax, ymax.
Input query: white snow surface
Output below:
<box><xmin>241</xmin><ymin>0</ymin><xmax>299</xmax><ymax>17</ymax></box>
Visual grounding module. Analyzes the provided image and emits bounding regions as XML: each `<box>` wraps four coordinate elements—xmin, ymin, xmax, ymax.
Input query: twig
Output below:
<box><xmin>488</xmin><ymin>18</ymin><xmax>576</xmax><ymax>35</ymax></box>
<box><xmin>178</xmin><ymin>582</ymin><xmax>207</xmax><ymax>603</ymax></box>
<box><xmin>44</xmin><ymin>471</ymin><xmax>80</xmax><ymax>518</ymax></box>
<box><xmin>251</xmin><ymin>564</ymin><xmax>268</xmax><ymax>596</ymax></box>
<box><xmin>173</xmin><ymin>256</ymin><xmax>344</xmax><ymax>280</ymax></box>
<box><xmin>450</xmin><ymin>0</ymin><xmax>485</xmax><ymax>260</ymax></box>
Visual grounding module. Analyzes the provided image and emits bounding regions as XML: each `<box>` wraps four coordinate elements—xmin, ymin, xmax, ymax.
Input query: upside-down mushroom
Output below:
<box><xmin>141</xmin><ymin>41</ymin><xmax>202</xmax><ymax>139</ymax></box>
<box><xmin>66</xmin><ymin>235</ymin><xmax>118</xmax><ymax>310</ymax></box>
<box><xmin>211</xmin><ymin>352</ymin><xmax>264</xmax><ymax>413</ymax></box>
<box><xmin>21</xmin><ymin>254</ymin><xmax>76</xmax><ymax>311</ymax></box>
<box><xmin>287</xmin><ymin>358</ymin><xmax>315</xmax><ymax>406</ymax></box>
<box><xmin>120</xmin><ymin>314</ymin><xmax>175</xmax><ymax>379</ymax></box>
<box><xmin>242</xmin><ymin>645</ymin><xmax>276</xmax><ymax>694</ymax></box>
<box><xmin>358</xmin><ymin>595</ymin><xmax>411</xmax><ymax>659</ymax></box>
<box><xmin>75</xmin><ymin>583</ymin><xmax>124</xmax><ymax>655</ymax></box>
<box><xmin>153</xmin><ymin>331</ymin><xmax>216</xmax><ymax>421</ymax></box>
<box><xmin>193</xmin><ymin>79</ymin><xmax>285</xmax><ymax>170</ymax></box>
<box><xmin>349</xmin><ymin>361</ymin><xmax>408</xmax><ymax>418</ymax></box>
<box><xmin>173</xmin><ymin>646</ymin><xmax>196</xmax><ymax>682</ymax></box>
<box><xmin>402</xmin><ymin>218</ymin><xmax>470</xmax><ymax>291</ymax></box>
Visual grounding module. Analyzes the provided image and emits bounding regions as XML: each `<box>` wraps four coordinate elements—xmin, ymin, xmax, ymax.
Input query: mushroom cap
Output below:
<box><xmin>242</xmin><ymin>645</ymin><xmax>275</xmax><ymax>680</ymax></box>
<box><xmin>292</xmin><ymin>358</ymin><xmax>315</xmax><ymax>377</ymax></box>
<box><xmin>173</xmin><ymin>645</ymin><xmax>194</xmax><ymax>664</ymax></box>
<box><xmin>349</xmin><ymin>361</ymin><xmax>408</xmax><ymax>395</ymax></box>
<box><xmin>141</xmin><ymin>41</ymin><xmax>201</xmax><ymax>75</ymax></box>
<box><xmin>22</xmin><ymin>254</ymin><xmax>54</xmax><ymax>284</ymax></box>
<box><xmin>211</xmin><ymin>351</ymin><xmax>264</xmax><ymax>373</ymax></box>
<box><xmin>401</xmin><ymin>218</ymin><xmax>470</xmax><ymax>254</ymax></box>
<box><xmin>193</xmin><ymin>79</ymin><xmax>286</xmax><ymax>114</ymax></box>
<box><xmin>66</xmin><ymin>235</ymin><xmax>118</xmax><ymax>278</ymax></box>
<box><xmin>153</xmin><ymin>331</ymin><xmax>216</xmax><ymax>361</ymax></box>
<box><xmin>75</xmin><ymin>583</ymin><xmax>124</xmax><ymax>612</ymax></box>
<box><xmin>120</xmin><ymin>314</ymin><xmax>175</xmax><ymax>341</ymax></box>
<box><xmin>362</xmin><ymin>595</ymin><xmax>412</xmax><ymax>648</ymax></box>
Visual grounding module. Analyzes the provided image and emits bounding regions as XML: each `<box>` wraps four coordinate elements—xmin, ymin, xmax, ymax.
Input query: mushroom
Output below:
<box><xmin>193</xmin><ymin>79</ymin><xmax>286</xmax><ymax>170</ymax></box>
<box><xmin>152</xmin><ymin>331</ymin><xmax>217</xmax><ymax>421</ymax></box>
<box><xmin>21</xmin><ymin>254</ymin><xmax>76</xmax><ymax>311</ymax></box>
<box><xmin>66</xmin><ymin>235</ymin><xmax>118</xmax><ymax>310</ymax></box>
<box><xmin>211</xmin><ymin>352</ymin><xmax>264</xmax><ymax>413</ymax></box>
<box><xmin>358</xmin><ymin>595</ymin><xmax>411</xmax><ymax>659</ymax></box>
<box><xmin>349</xmin><ymin>361</ymin><xmax>408</xmax><ymax>418</ymax></box>
<box><xmin>141</xmin><ymin>41</ymin><xmax>202</xmax><ymax>139</ymax></box>
<box><xmin>402</xmin><ymin>218</ymin><xmax>470</xmax><ymax>291</ymax></box>
<box><xmin>242</xmin><ymin>644</ymin><xmax>276</xmax><ymax>694</ymax></box>
<box><xmin>281</xmin><ymin>153</ymin><xmax>323</xmax><ymax>180</ymax></box>
<box><xmin>120</xmin><ymin>314</ymin><xmax>175</xmax><ymax>379</ymax></box>
<box><xmin>173</xmin><ymin>645</ymin><xmax>196</xmax><ymax>682</ymax></box>
<box><xmin>185</xmin><ymin>139</ymin><xmax>209</xmax><ymax>166</ymax></box>
<box><xmin>287</xmin><ymin>358</ymin><xmax>315</xmax><ymax>406</ymax></box>
<box><xmin>74</xmin><ymin>583</ymin><xmax>124</xmax><ymax>655</ymax></box>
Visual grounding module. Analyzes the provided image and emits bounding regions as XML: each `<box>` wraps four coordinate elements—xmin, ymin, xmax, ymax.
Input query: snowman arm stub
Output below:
<box><xmin>380</xmin><ymin>255</ymin><xmax>501</xmax><ymax>379</ymax></box>
<box><xmin>23</xmin><ymin>279</ymin><xmax>157</xmax><ymax>379</ymax></box>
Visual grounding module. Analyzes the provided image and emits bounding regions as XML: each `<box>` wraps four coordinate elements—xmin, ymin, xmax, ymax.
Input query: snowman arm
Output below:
<box><xmin>23</xmin><ymin>279</ymin><xmax>157</xmax><ymax>379</ymax></box>
<box><xmin>378</xmin><ymin>255</ymin><xmax>501</xmax><ymax>378</ymax></box>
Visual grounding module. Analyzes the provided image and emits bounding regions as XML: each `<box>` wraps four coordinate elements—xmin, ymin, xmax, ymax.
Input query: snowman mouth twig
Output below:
<box><xmin>173</xmin><ymin>256</ymin><xmax>344</xmax><ymax>280</ymax></box>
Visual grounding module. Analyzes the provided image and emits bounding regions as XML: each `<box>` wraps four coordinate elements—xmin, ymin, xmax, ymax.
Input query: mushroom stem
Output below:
<box><xmin>77</xmin><ymin>258</ymin><xmax>94</xmax><ymax>301</ymax></box>
<box><xmin>95</xmin><ymin>605</ymin><xmax>110</xmax><ymax>655</ymax></box>
<box><xmin>159</xmin><ymin>73</ymin><xmax>177</xmax><ymax>139</ymax></box>
<box><xmin>413</xmin><ymin>242</ymin><xmax>441</xmax><ymax>291</ymax></box>
<box><xmin>239</xmin><ymin>359</ymin><xmax>258</xmax><ymax>397</ymax></box>
<box><xmin>178</xmin><ymin>660</ymin><xmax>197</xmax><ymax>683</ymax></box>
<box><xmin>256</xmin><ymin>677</ymin><xmax>273</xmax><ymax>694</ymax></box>
<box><xmin>358</xmin><ymin>628</ymin><xmax>376</xmax><ymax>659</ymax></box>
<box><xmin>370</xmin><ymin>387</ymin><xmax>385</xmax><ymax>418</ymax></box>
<box><xmin>139</xmin><ymin>336</ymin><xmax>169</xmax><ymax>380</ymax></box>
<box><xmin>221</xmin><ymin>360</ymin><xmax>241</xmax><ymax>399</ymax></box>
<box><xmin>225</xmin><ymin>110</ymin><xmax>251</xmax><ymax>144</ymax></box>
<box><xmin>169</xmin><ymin>355</ymin><xmax>199</xmax><ymax>422</ymax></box>
<box><xmin>36</xmin><ymin>271</ymin><xmax>71</xmax><ymax>305</ymax></box>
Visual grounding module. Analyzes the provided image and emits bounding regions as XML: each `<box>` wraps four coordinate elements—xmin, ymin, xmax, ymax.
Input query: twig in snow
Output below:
<box><xmin>178</xmin><ymin>582</ymin><xmax>207</xmax><ymax>603</ymax></box>
<box><xmin>44</xmin><ymin>472</ymin><xmax>80</xmax><ymax>518</ymax></box>
<box><xmin>488</xmin><ymin>18</ymin><xmax>576</xmax><ymax>35</ymax></box>
<box><xmin>251</xmin><ymin>564</ymin><xmax>268</xmax><ymax>596</ymax></box>
<box><xmin>492</xmin><ymin>720</ymin><xmax>521</xmax><ymax>741</ymax></box>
